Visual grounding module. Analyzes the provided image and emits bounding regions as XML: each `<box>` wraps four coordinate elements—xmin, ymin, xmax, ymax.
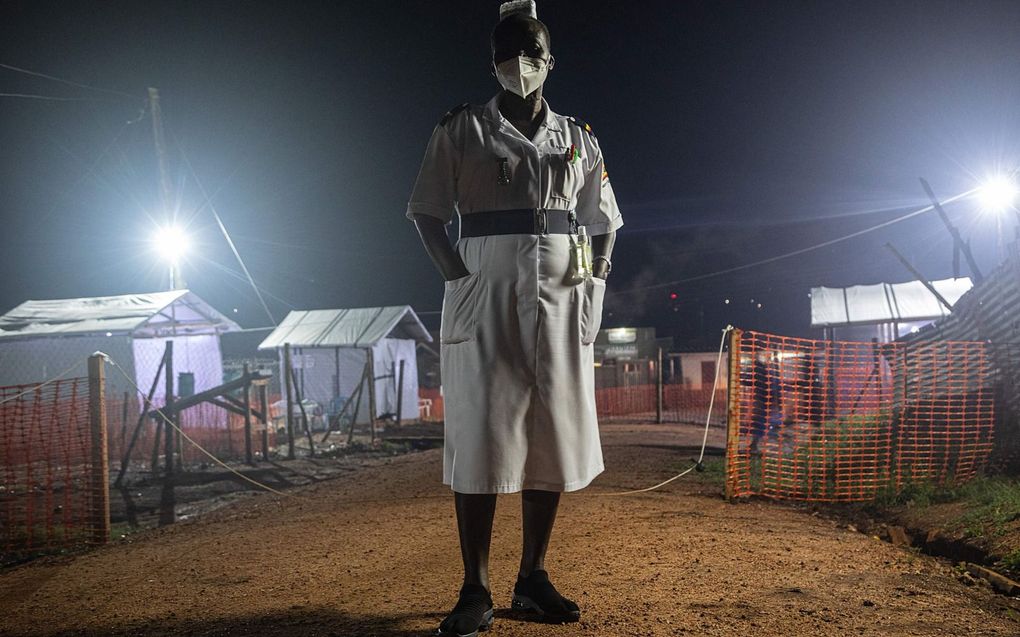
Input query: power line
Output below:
<box><xmin>178</xmin><ymin>146</ymin><xmax>278</xmax><ymax>326</ymax></box>
<box><xmin>0</xmin><ymin>61</ymin><xmax>138</xmax><ymax>100</ymax></box>
<box><xmin>610</xmin><ymin>186</ymin><xmax>980</xmax><ymax>296</ymax></box>
<box><xmin>0</xmin><ymin>92</ymin><xmax>100</xmax><ymax>102</ymax></box>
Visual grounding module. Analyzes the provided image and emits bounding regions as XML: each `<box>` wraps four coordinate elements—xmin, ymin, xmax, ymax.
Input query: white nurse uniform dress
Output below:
<box><xmin>407</xmin><ymin>93</ymin><xmax>624</xmax><ymax>494</ymax></box>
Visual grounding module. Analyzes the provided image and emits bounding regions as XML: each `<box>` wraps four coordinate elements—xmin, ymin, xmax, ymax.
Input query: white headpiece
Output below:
<box><xmin>499</xmin><ymin>0</ymin><xmax>537</xmax><ymax>21</ymax></box>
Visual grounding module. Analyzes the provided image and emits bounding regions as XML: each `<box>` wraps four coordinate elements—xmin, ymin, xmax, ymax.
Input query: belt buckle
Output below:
<box><xmin>534</xmin><ymin>208</ymin><xmax>548</xmax><ymax>235</ymax></box>
<box><xmin>567</xmin><ymin>210</ymin><xmax>578</xmax><ymax>234</ymax></box>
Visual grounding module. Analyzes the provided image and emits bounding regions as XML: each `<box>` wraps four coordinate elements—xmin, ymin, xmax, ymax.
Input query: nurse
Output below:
<box><xmin>407</xmin><ymin>1</ymin><xmax>623</xmax><ymax>634</ymax></box>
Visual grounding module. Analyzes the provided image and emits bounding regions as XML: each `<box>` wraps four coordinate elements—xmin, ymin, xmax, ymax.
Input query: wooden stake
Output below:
<box><xmin>116</xmin><ymin>351</ymin><xmax>166</xmax><ymax>487</ymax></box>
<box><xmin>725</xmin><ymin>328</ymin><xmax>742</xmax><ymax>501</ymax></box>
<box><xmin>164</xmin><ymin>340</ymin><xmax>174</xmax><ymax>476</ymax></box>
<box><xmin>367</xmin><ymin>348</ymin><xmax>377</xmax><ymax>444</ymax></box>
<box><xmin>347</xmin><ymin>360</ymin><xmax>369</xmax><ymax>446</ymax></box>
<box><xmin>656</xmin><ymin>347</ymin><xmax>664</xmax><ymax>424</ymax></box>
<box><xmin>88</xmin><ymin>354</ymin><xmax>110</xmax><ymax>545</ymax></box>
<box><xmin>243</xmin><ymin>363</ymin><xmax>253</xmax><ymax>465</ymax></box>
<box><xmin>284</xmin><ymin>343</ymin><xmax>295</xmax><ymax>460</ymax></box>
<box><xmin>290</xmin><ymin>361</ymin><xmax>315</xmax><ymax>457</ymax></box>
<box><xmin>259</xmin><ymin>383</ymin><xmax>270</xmax><ymax>461</ymax></box>
<box><xmin>396</xmin><ymin>359</ymin><xmax>405</xmax><ymax>426</ymax></box>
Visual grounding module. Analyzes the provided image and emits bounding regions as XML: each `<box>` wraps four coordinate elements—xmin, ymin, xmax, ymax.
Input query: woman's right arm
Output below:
<box><xmin>411</xmin><ymin>213</ymin><xmax>470</xmax><ymax>282</ymax></box>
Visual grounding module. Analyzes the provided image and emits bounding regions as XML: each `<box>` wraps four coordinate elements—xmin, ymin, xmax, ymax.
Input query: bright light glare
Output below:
<box><xmin>978</xmin><ymin>176</ymin><xmax>1018</xmax><ymax>213</ymax></box>
<box><xmin>152</xmin><ymin>225</ymin><xmax>190</xmax><ymax>262</ymax></box>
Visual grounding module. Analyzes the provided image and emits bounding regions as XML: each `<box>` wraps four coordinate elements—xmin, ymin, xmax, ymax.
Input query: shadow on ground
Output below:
<box><xmin>37</xmin><ymin>607</ymin><xmax>445</xmax><ymax>637</ymax></box>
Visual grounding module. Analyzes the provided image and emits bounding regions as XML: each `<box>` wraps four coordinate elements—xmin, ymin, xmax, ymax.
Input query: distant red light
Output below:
<box><xmin>669</xmin><ymin>292</ymin><xmax>678</xmax><ymax>300</ymax></box>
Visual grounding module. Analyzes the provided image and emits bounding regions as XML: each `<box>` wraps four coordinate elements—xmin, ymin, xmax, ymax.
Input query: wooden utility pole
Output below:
<box><xmin>284</xmin><ymin>343</ymin><xmax>295</xmax><ymax>459</ymax></box>
<box><xmin>88</xmin><ymin>354</ymin><xmax>111</xmax><ymax>545</ymax></box>
<box><xmin>148</xmin><ymin>87</ymin><xmax>185</xmax><ymax>290</ymax></box>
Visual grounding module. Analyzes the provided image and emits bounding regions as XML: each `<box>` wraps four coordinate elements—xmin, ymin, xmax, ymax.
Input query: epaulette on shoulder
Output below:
<box><xmin>566</xmin><ymin>115</ymin><xmax>595</xmax><ymax>137</ymax></box>
<box><xmin>440</xmin><ymin>103</ymin><xmax>471</xmax><ymax>127</ymax></box>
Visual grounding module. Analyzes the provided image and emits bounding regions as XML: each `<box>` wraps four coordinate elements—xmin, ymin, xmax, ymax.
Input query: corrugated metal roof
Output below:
<box><xmin>0</xmin><ymin>290</ymin><xmax>241</xmax><ymax>340</ymax></box>
<box><xmin>810</xmin><ymin>278</ymin><xmax>973</xmax><ymax>328</ymax></box>
<box><xmin>257</xmin><ymin>305</ymin><xmax>432</xmax><ymax>349</ymax></box>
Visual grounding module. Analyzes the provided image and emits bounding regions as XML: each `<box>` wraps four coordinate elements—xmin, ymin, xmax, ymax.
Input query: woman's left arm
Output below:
<box><xmin>591</xmin><ymin>231</ymin><xmax>616</xmax><ymax>280</ymax></box>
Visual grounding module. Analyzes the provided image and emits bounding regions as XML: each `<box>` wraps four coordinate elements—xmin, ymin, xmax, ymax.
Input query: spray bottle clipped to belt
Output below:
<box><xmin>567</xmin><ymin>224</ymin><xmax>593</xmax><ymax>285</ymax></box>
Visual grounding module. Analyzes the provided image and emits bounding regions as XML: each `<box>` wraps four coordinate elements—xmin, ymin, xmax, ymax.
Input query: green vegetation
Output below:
<box><xmin>668</xmin><ymin>456</ymin><xmax>726</xmax><ymax>490</ymax></box>
<box><xmin>875</xmin><ymin>474</ymin><xmax>1020</xmax><ymax>541</ymax></box>
<box><xmin>746</xmin><ymin>414</ymin><xmax>893</xmax><ymax>499</ymax></box>
<box><xmin>696</xmin><ymin>456</ymin><xmax>726</xmax><ymax>487</ymax></box>
<box><xmin>998</xmin><ymin>548</ymin><xmax>1020</xmax><ymax>572</ymax></box>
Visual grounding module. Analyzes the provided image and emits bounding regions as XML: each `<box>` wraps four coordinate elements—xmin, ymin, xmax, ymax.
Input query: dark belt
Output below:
<box><xmin>459</xmin><ymin>208</ymin><xmax>578</xmax><ymax>237</ymax></box>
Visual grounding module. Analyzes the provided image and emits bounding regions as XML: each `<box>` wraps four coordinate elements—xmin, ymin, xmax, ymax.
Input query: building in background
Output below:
<box><xmin>0</xmin><ymin>290</ymin><xmax>240</xmax><ymax>401</ymax></box>
<box><xmin>258</xmin><ymin>305</ymin><xmax>431</xmax><ymax>425</ymax></box>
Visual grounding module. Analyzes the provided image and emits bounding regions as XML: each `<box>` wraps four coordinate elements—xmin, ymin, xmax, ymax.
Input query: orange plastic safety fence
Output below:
<box><xmin>595</xmin><ymin>386</ymin><xmax>727</xmax><ymax>426</ymax></box>
<box><xmin>0</xmin><ymin>378</ymin><xmax>97</xmax><ymax>562</ymax></box>
<box><xmin>725</xmin><ymin>330</ymin><xmax>995</xmax><ymax>502</ymax></box>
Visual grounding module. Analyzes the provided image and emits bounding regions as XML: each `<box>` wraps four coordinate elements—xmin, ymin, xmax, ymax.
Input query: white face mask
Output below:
<box><xmin>494</xmin><ymin>55</ymin><xmax>550</xmax><ymax>98</ymax></box>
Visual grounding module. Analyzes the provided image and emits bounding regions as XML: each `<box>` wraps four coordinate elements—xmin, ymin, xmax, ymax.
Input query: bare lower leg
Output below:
<box><xmin>454</xmin><ymin>491</ymin><xmax>498</xmax><ymax>591</ymax></box>
<box><xmin>519</xmin><ymin>488</ymin><xmax>560</xmax><ymax>578</ymax></box>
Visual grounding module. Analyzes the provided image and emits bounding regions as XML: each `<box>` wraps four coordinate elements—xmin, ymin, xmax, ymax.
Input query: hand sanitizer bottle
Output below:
<box><xmin>570</xmin><ymin>226</ymin><xmax>592</xmax><ymax>282</ymax></box>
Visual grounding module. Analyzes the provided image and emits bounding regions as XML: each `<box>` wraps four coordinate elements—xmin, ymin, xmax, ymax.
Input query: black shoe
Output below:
<box><xmin>436</xmin><ymin>582</ymin><xmax>495</xmax><ymax>637</ymax></box>
<box><xmin>511</xmin><ymin>569</ymin><xmax>581</xmax><ymax>623</ymax></box>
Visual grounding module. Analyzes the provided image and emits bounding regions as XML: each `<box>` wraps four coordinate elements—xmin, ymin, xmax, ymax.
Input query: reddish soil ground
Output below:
<box><xmin>1</xmin><ymin>422</ymin><xmax>1018</xmax><ymax>636</ymax></box>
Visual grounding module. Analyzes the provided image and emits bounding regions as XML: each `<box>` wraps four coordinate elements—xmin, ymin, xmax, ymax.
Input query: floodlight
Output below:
<box><xmin>977</xmin><ymin>175</ymin><xmax>1018</xmax><ymax>213</ymax></box>
<box><xmin>153</xmin><ymin>224</ymin><xmax>190</xmax><ymax>263</ymax></box>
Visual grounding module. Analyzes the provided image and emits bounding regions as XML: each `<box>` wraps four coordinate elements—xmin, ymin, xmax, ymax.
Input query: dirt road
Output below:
<box><xmin>1</xmin><ymin>423</ymin><xmax>1017</xmax><ymax>636</ymax></box>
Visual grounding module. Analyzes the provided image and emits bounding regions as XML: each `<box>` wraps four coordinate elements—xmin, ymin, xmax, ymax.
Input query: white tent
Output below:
<box><xmin>811</xmin><ymin>278</ymin><xmax>973</xmax><ymax>327</ymax></box>
<box><xmin>0</xmin><ymin>290</ymin><xmax>240</xmax><ymax>401</ymax></box>
<box><xmin>258</xmin><ymin>305</ymin><xmax>431</xmax><ymax>425</ymax></box>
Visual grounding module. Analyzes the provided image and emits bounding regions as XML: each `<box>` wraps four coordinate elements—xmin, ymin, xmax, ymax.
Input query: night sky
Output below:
<box><xmin>3</xmin><ymin>1</ymin><xmax>1019</xmax><ymax>347</ymax></box>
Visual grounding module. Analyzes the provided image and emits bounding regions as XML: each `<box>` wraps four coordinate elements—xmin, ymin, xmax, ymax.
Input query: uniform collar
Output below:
<box><xmin>484</xmin><ymin>92</ymin><xmax>563</xmax><ymax>144</ymax></box>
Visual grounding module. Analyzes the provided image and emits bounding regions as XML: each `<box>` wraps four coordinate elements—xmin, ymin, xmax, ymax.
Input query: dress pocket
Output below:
<box><xmin>440</xmin><ymin>270</ymin><xmax>482</xmax><ymax>344</ymax></box>
<box><xmin>549</xmin><ymin>157</ymin><xmax>581</xmax><ymax>206</ymax></box>
<box><xmin>580</xmin><ymin>275</ymin><xmax>607</xmax><ymax>345</ymax></box>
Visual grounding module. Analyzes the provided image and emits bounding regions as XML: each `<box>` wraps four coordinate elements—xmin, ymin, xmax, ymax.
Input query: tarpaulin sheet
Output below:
<box><xmin>811</xmin><ymin>278</ymin><xmax>973</xmax><ymax>327</ymax></box>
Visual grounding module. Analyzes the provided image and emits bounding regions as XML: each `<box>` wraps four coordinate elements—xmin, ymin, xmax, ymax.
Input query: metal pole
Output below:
<box><xmin>88</xmin><ymin>354</ymin><xmax>111</xmax><ymax>545</ymax></box>
<box><xmin>284</xmin><ymin>343</ymin><xmax>295</xmax><ymax>459</ymax></box>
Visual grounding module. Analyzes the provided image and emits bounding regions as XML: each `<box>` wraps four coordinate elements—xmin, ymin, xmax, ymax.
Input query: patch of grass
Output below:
<box><xmin>873</xmin><ymin>474</ymin><xmax>1020</xmax><ymax>539</ymax></box>
<box><xmin>953</xmin><ymin>477</ymin><xmax>1020</xmax><ymax>538</ymax></box>
<box><xmin>696</xmin><ymin>456</ymin><xmax>726</xmax><ymax>487</ymax></box>
<box><xmin>996</xmin><ymin>549</ymin><xmax>1020</xmax><ymax>572</ymax></box>
<box><xmin>669</xmin><ymin>456</ymin><xmax>725</xmax><ymax>489</ymax></box>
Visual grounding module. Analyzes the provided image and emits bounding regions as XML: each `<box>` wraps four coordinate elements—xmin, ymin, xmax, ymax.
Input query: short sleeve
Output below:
<box><xmin>575</xmin><ymin>143</ymin><xmax>624</xmax><ymax>235</ymax></box>
<box><xmin>406</xmin><ymin>123</ymin><xmax>459</xmax><ymax>225</ymax></box>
